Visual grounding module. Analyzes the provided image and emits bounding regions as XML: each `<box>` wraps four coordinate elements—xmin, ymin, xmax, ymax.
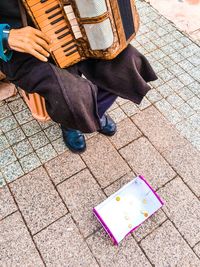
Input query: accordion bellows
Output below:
<box><xmin>22</xmin><ymin>0</ymin><xmax>140</xmax><ymax>68</ymax></box>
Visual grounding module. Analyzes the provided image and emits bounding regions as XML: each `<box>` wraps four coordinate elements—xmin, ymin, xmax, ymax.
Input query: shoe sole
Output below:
<box><xmin>63</xmin><ymin>142</ymin><xmax>87</xmax><ymax>154</ymax></box>
<box><xmin>98</xmin><ymin>130</ymin><xmax>117</xmax><ymax>137</ymax></box>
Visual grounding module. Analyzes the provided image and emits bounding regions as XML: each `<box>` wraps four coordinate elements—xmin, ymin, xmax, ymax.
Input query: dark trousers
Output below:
<box><xmin>0</xmin><ymin>45</ymin><xmax>157</xmax><ymax>133</ymax></box>
<box><xmin>97</xmin><ymin>88</ymin><xmax>117</xmax><ymax>118</ymax></box>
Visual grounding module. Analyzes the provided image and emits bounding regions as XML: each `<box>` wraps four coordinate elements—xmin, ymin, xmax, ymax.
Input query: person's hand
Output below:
<box><xmin>8</xmin><ymin>26</ymin><xmax>52</xmax><ymax>62</ymax></box>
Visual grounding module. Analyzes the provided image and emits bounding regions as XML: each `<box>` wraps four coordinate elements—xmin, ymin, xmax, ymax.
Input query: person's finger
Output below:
<box><xmin>35</xmin><ymin>37</ymin><xmax>51</xmax><ymax>53</ymax></box>
<box><xmin>33</xmin><ymin>28</ymin><xmax>52</xmax><ymax>44</ymax></box>
<box><xmin>33</xmin><ymin>43</ymin><xmax>50</xmax><ymax>58</ymax></box>
<box><xmin>30</xmin><ymin>48</ymin><xmax>48</xmax><ymax>62</ymax></box>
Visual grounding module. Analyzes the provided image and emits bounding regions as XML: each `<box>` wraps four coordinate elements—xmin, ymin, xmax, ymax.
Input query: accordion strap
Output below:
<box><xmin>18</xmin><ymin>0</ymin><xmax>28</xmax><ymax>27</ymax></box>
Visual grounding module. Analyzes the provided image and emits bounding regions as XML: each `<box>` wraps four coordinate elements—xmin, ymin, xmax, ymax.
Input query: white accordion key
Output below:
<box><xmin>67</xmin><ymin>12</ymin><xmax>76</xmax><ymax>21</ymax></box>
<box><xmin>74</xmin><ymin>31</ymin><xmax>83</xmax><ymax>39</ymax></box>
<box><xmin>64</xmin><ymin>5</ymin><xmax>82</xmax><ymax>39</ymax></box>
<box><xmin>70</xmin><ymin>18</ymin><xmax>78</xmax><ymax>26</ymax></box>
<box><xmin>64</xmin><ymin>5</ymin><xmax>73</xmax><ymax>14</ymax></box>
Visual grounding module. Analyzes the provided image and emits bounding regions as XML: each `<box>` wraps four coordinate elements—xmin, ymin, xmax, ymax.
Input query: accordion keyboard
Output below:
<box><xmin>26</xmin><ymin>0</ymin><xmax>81</xmax><ymax>67</ymax></box>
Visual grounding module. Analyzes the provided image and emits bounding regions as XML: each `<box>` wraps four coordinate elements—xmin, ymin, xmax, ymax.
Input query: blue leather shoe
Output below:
<box><xmin>61</xmin><ymin>126</ymin><xmax>86</xmax><ymax>153</ymax></box>
<box><xmin>98</xmin><ymin>114</ymin><xmax>117</xmax><ymax>136</ymax></box>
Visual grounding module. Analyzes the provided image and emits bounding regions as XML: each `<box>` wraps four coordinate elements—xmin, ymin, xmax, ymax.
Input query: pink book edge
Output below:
<box><xmin>93</xmin><ymin>175</ymin><xmax>164</xmax><ymax>245</ymax></box>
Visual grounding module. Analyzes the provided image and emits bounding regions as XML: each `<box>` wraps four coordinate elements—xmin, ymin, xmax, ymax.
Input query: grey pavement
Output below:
<box><xmin>0</xmin><ymin>0</ymin><xmax>200</xmax><ymax>266</ymax></box>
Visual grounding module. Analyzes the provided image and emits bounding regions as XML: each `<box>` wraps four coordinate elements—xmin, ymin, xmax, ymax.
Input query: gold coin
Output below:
<box><xmin>128</xmin><ymin>224</ymin><xmax>132</xmax><ymax>229</ymax></box>
<box><xmin>141</xmin><ymin>211</ymin><xmax>149</xmax><ymax>217</ymax></box>
<box><xmin>142</xmin><ymin>199</ymin><xmax>147</xmax><ymax>204</ymax></box>
<box><xmin>116</xmin><ymin>196</ymin><xmax>121</xmax><ymax>202</ymax></box>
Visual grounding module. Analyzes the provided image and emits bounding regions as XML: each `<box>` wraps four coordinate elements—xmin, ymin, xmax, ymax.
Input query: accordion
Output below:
<box><xmin>22</xmin><ymin>0</ymin><xmax>140</xmax><ymax>68</ymax></box>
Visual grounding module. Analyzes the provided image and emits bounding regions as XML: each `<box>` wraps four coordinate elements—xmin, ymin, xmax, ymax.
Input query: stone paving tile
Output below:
<box><xmin>10</xmin><ymin>167</ymin><xmax>67</xmax><ymax>234</ymax></box>
<box><xmin>36</xmin><ymin>144</ymin><xmax>57</xmax><ymax>164</ymax></box>
<box><xmin>177</xmin><ymin>102</ymin><xmax>195</xmax><ymax>118</ymax></box>
<box><xmin>0</xmin><ymin>105</ymin><xmax>11</xmax><ymax>120</ymax></box>
<box><xmin>82</xmin><ymin>135</ymin><xmax>130</xmax><ymax>188</ymax></box>
<box><xmin>0</xmin><ymin>147</ymin><xmax>17</xmax><ymax>168</ymax></box>
<box><xmin>187</xmin><ymin>54</ymin><xmax>200</xmax><ymax>67</ymax></box>
<box><xmin>34</xmin><ymin>215</ymin><xmax>98</xmax><ymax>267</ymax></box>
<box><xmin>178</xmin><ymin>59</ymin><xmax>195</xmax><ymax>72</ymax></box>
<box><xmin>167</xmin><ymin>78</ymin><xmax>185</xmax><ymax>91</ymax></box>
<box><xmin>44</xmin><ymin>124</ymin><xmax>62</xmax><ymax>141</ymax></box>
<box><xmin>194</xmin><ymin>243</ymin><xmax>200</xmax><ymax>258</ymax></box>
<box><xmin>162</xmin><ymin>143</ymin><xmax>200</xmax><ymax>197</ymax></box>
<box><xmin>108</xmin><ymin>107</ymin><xmax>127</xmax><ymax>123</ymax></box>
<box><xmin>120</xmin><ymin>101</ymin><xmax>139</xmax><ymax>117</ymax></box>
<box><xmin>0</xmin><ymin>172</ymin><xmax>6</xmax><ymax>188</ymax></box>
<box><xmin>109</xmin><ymin>118</ymin><xmax>141</xmax><ymax>149</ymax></box>
<box><xmin>151</xmin><ymin>61</ymin><xmax>165</xmax><ymax>73</ymax></box>
<box><xmin>28</xmin><ymin>131</ymin><xmax>49</xmax><ymax>150</ymax></box>
<box><xmin>180</xmin><ymin>44</ymin><xmax>199</xmax><ymax>58</ymax></box>
<box><xmin>160</xmin><ymin>44</ymin><xmax>176</xmax><ymax>55</ymax></box>
<box><xmin>164</xmin><ymin>109</ymin><xmax>182</xmax><ymax>125</ymax></box>
<box><xmin>58</xmin><ymin>169</ymin><xmax>106</xmax><ymax>237</ymax></box>
<box><xmin>51</xmin><ymin>137</ymin><xmax>68</xmax><ymax>154</ymax></box>
<box><xmin>0</xmin><ymin>116</ymin><xmax>18</xmax><ymax>133</ymax></box>
<box><xmin>154</xmin><ymin>99</ymin><xmax>173</xmax><ymax>116</ymax></box>
<box><xmin>141</xmin><ymin>220</ymin><xmax>200</xmax><ymax>267</ymax></box>
<box><xmin>188</xmin><ymin>113</ymin><xmax>200</xmax><ymax>130</ymax></box>
<box><xmin>188</xmin><ymin>96</ymin><xmax>200</xmax><ymax>111</ymax></box>
<box><xmin>107</xmin><ymin>101</ymin><xmax>118</xmax><ymax>112</ymax></box>
<box><xmin>177</xmin><ymin>87</ymin><xmax>194</xmax><ymax>101</ymax></box>
<box><xmin>166</xmin><ymin>93</ymin><xmax>184</xmax><ymax>109</ymax></box>
<box><xmin>150</xmin><ymin>50</ymin><xmax>166</xmax><ymax>61</ymax></box>
<box><xmin>133</xmin><ymin>209</ymin><xmax>167</xmax><ymax>242</ymax></box>
<box><xmin>19</xmin><ymin>152</ymin><xmax>41</xmax><ymax>173</ymax></box>
<box><xmin>13</xmin><ymin>139</ymin><xmax>33</xmax><ymax>159</ymax></box>
<box><xmin>138</xmin><ymin>97</ymin><xmax>151</xmax><ymax>110</ymax></box>
<box><xmin>0</xmin><ymin>185</ymin><xmax>17</xmax><ymax>221</ymax></box>
<box><xmin>176</xmin><ymin>120</ymin><xmax>195</xmax><ymax>138</ymax></box>
<box><xmin>178</xmin><ymin>72</ymin><xmax>195</xmax><ymax>86</ymax></box>
<box><xmin>146</xmin><ymin>89</ymin><xmax>162</xmax><ymax>103</ymax></box>
<box><xmin>132</xmin><ymin>106</ymin><xmax>186</xmax><ymax>153</ymax></box>
<box><xmin>167</xmin><ymin>63</ymin><xmax>185</xmax><ymax>76</ymax></box>
<box><xmin>85</xmin><ymin>132</ymin><xmax>98</xmax><ymax>141</ymax></box>
<box><xmin>14</xmin><ymin>108</ymin><xmax>33</xmax><ymax>125</ymax></box>
<box><xmin>189</xmin><ymin>134</ymin><xmax>200</xmax><ymax>151</ymax></box>
<box><xmin>87</xmin><ymin>229</ymin><xmax>151</xmax><ymax>267</ymax></box>
<box><xmin>159</xmin><ymin>56</ymin><xmax>176</xmax><ymax>69</ymax></box>
<box><xmin>187</xmin><ymin>81</ymin><xmax>200</xmax><ymax>96</ymax></box>
<box><xmin>5</xmin><ymin>127</ymin><xmax>25</xmax><ymax>146</ymax></box>
<box><xmin>170</xmin><ymin>39</ymin><xmax>185</xmax><ymax>51</ymax></box>
<box><xmin>116</xmin><ymin>97</ymin><xmax>129</xmax><ymax>106</ymax></box>
<box><xmin>156</xmin><ymin>84</ymin><xmax>173</xmax><ymax>98</ymax></box>
<box><xmin>133</xmin><ymin>106</ymin><xmax>200</xmax><ymax>187</ymax></box>
<box><xmin>120</xmin><ymin>137</ymin><xmax>175</xmax><ymax>189</ymax></box>
<box><xmin>150</xmin><ymin>78</ymin><xmax>164</xmax><ymax>89</ymax></box>
<box><xmin>169</xmin><ymin>52</ymin><xmax>185</xmax><ymax>63</ymax></box>
<box><xmin>0</xmin><ymin>212</ymin><xmax>44</xmax><ymax>267</ymax></box>
<box><xmin>38</xmin><ymin>119</ymin><xmax>55</xmax><ymax>129</ymax></box>
<box><xmin>159</xmin><ymin>177</ymin><xmax>200</xmax><ymax>247</ymax></box>
<box><xmin>8</xmin><ymin>98</ymin><xmax>27</xmax><ymax>113</ymax></box>
<box><xmin>45</xmin><ymin>151</ymin><xmax>86</xmax><ymax>185</ymax></box>
<box><xmin>21</xmin><ymin>120</ymin><xmax>41</xmax><ymax>137</ymax></box>
<box><xmin>1</xmin><ymin>161</ymin><xmax>24</xmax><ymax>183</ymax></box>
<box><xmin>0</xmin><ymin>134</ymin><xmax>9</xmax><ymax>151</ymax></box>
<box><xmin>189</xmin><ymin>67</ymin><xmax>200</xmax><ymax>83</ymax></box>
<box><xmin>104</xmin><ymin>171</ymin><xmax>136</xmax><ymax>197</ymax></box>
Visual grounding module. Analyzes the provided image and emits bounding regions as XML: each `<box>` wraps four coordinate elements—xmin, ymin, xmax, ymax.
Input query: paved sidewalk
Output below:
<box><xmin>0</xmin><ymin>0</ymin><xmax>200</xmax><ymax>266</ymax></box>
